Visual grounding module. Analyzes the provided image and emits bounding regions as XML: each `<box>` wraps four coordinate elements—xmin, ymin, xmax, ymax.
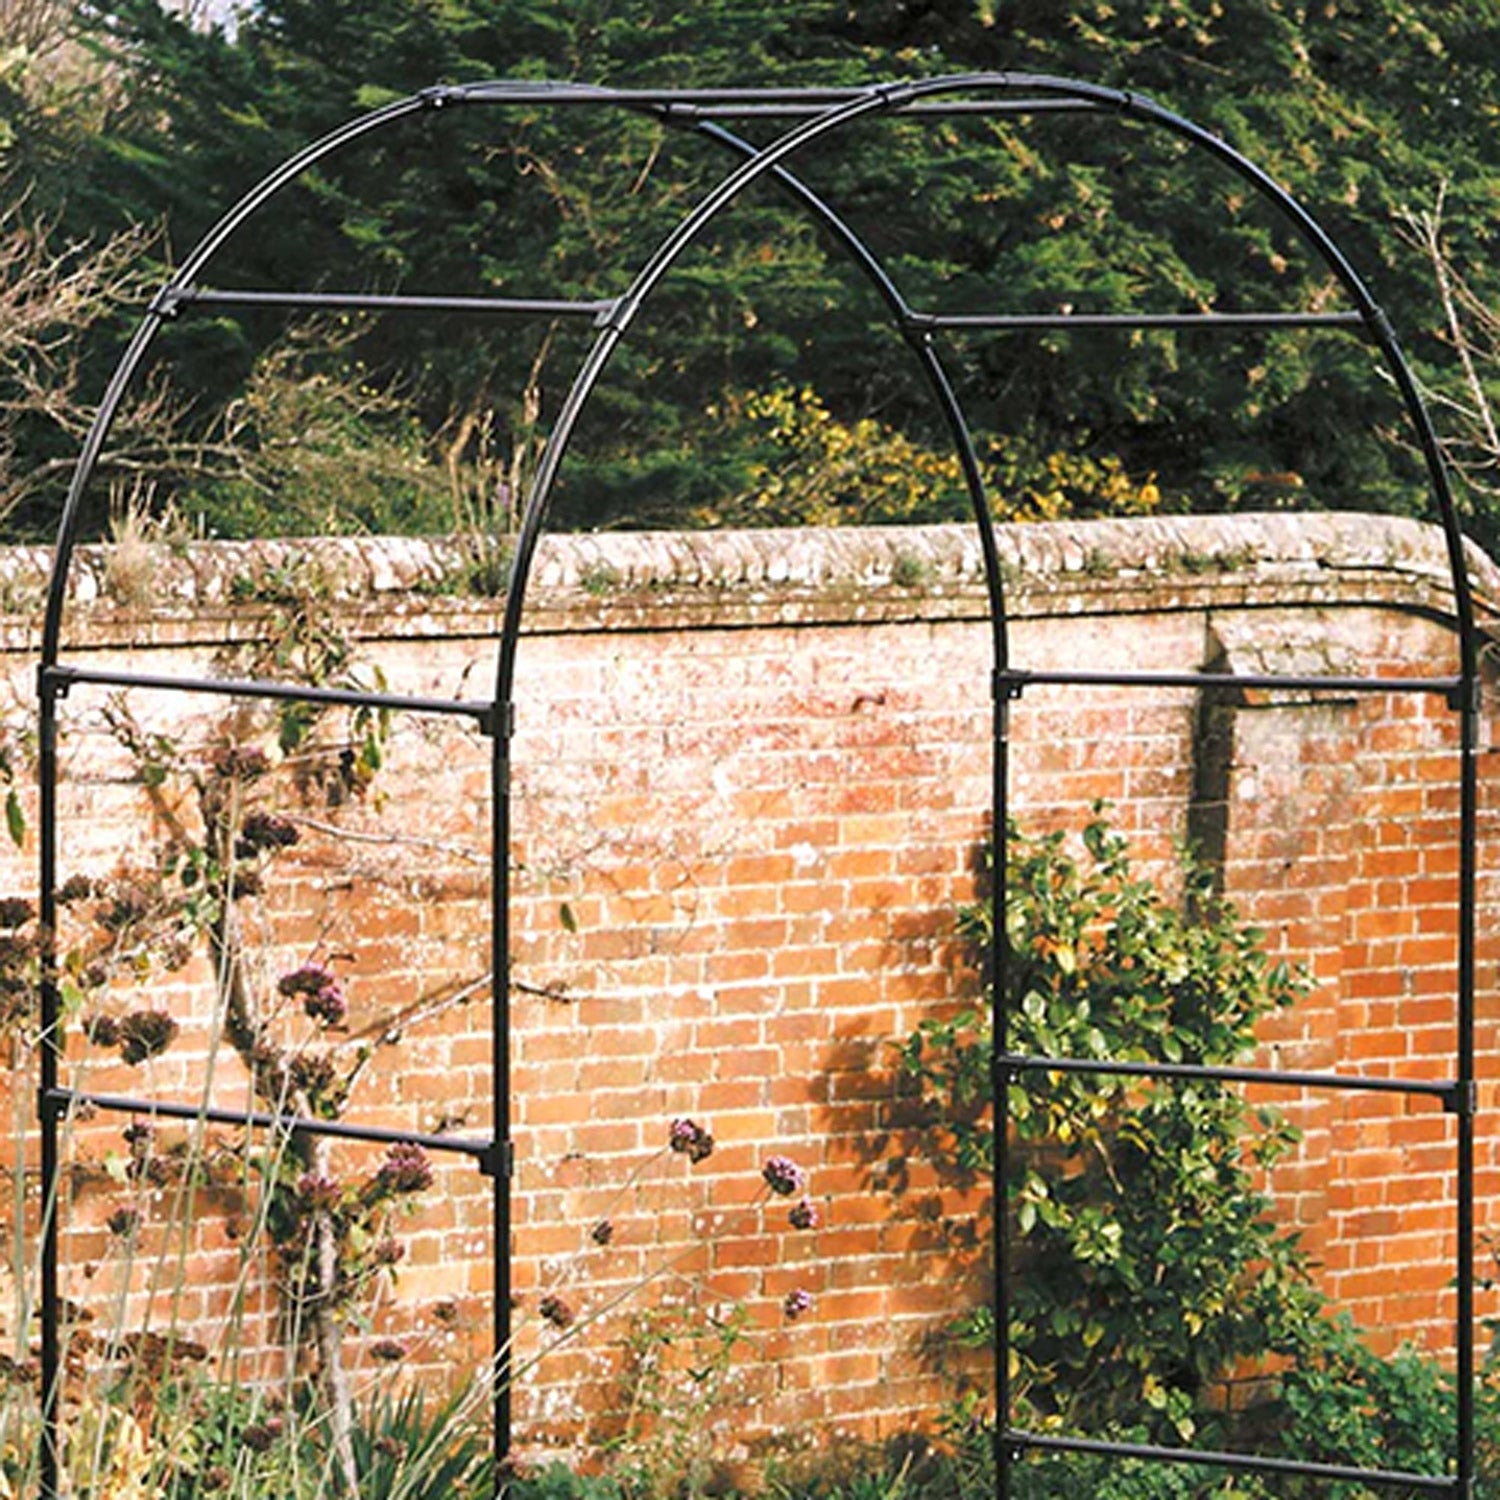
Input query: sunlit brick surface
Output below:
<box><xmin>3</xmin><ymin>512</ymin><xmax>1497</xmax><ymax>1454</ymax></box>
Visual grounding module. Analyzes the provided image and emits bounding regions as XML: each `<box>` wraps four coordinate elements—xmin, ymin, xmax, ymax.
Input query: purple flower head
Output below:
<box><xmin>668</xmin><ymin>1117</ymin><xmax>714</xmax><ymax>1163</ymax></box>
<box><xmin>0</xmin><ymin>898</ymin><xmax>32</xmax><ymax>928</ymax></box>
<box><xmin>375</xmin><ymin>1142</ymin><xmax>433</xmax><ymax>1196</ymax></box>
<box><xmin>107</xmin><ymin>1207</ymin><xmax>140</xmax><ymax>1237</ymax></box>
<box><xmin>789</xmin><ymin>1197</ymin><xmax>819</xmax><ymax>1231</ymax></box>
<box><xmin>241</xmin><ymin>1418</ymin><xmax>283</xmax><ymax>1453</ymax></box>
<box><xmin>278</xmin><ymin>961</ymin><xmax>335</xmax><ymax>997</ymax></box>
<box><xmin>297</xmin><ymin>1172</ymin><xmax>343</xmax><ymax>1214</ymax></box>
<box><xmin>85</xmin><ymin>1014</ymin><xmax>120</xmax><ymax>1048</ymax></box>
<box><xmin>762</xmin><ymin>1155</ymin><xmax>804</xmax><ymax>1197</ymax></box>
<box><xmin>783</xmin><ymin>1288</ymin><xmax>814</xmax><ymax>1321</ymax></box>
<box><xmin>279</xmin><ymin>962</ymin><xmax>348</xmax><ymax>1027</ymax></box>
<box><xmin>58</xmin><ymin>874</ymin><xmax>95</xmax><ymax>905</ymax></box>
<box><xmin>235</xmin><ymin>810</ymin><xmax>299</xmax><ymax>858</ymax></box>
<box><xmin>539</xmin><ymin>1294</ymin><xmax>574</xmax><ymax>1329</ymax></box>
<box><xmin>374</xmin><ymin>1237</ymin><xmax>405</xmax><ymax>1267</ymax></box>
<box><xmin>369</xmin><ymin>1339</ymin><xmax>407</xmax><ymax>1363</ymax></box>
<box><xmin>305</xmin><ymin>981</ymin><xmax>347</xmax><ymax>1027</ymax></box>
<box><xmin>117</xmin><ymin>1010</ymin><xmax>179</xmax><ymax>1065</ymax></box>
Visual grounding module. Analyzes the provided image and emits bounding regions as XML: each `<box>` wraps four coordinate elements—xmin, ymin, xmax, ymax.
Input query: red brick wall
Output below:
<box><xmin>1</xmin><ymin>512</ymin><xmax>1496</xmax><ymax>1459</ymax></box>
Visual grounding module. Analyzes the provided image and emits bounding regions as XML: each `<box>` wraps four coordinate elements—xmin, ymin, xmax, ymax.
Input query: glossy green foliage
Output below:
<box><xmin>902</xmin><ymin>814</ymin><xmax>1470</xmax><ymax>1489</ymax></box>
<box><xmin>904</xmin><ymin>815</ymin><xmax>1311</xmax><ymax>1443</ymax></box>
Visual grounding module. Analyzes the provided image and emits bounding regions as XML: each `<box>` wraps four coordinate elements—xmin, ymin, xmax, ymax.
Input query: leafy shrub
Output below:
<box><xmin>901</xmin><ymin>811</ymin><xmax>1462</xmax><ymax>1488</ymax></box>
<box><xmin>689</xmin><ymin>387</ymin><xmax>1164</xmax><ymax>531</ymax></box>
<box><xmin>903</xmin><ymin>813</ymin><xmax>1310</xmax><ymax>1444</ymax></box>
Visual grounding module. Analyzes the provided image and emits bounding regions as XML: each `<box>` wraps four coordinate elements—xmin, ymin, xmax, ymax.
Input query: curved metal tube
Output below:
<box><xmin>482</xmin><ymin>72</ymin><xmax>1479</xmax><ymax>1495</ymax></box>
<box><xmin>38</xmin><ymin>87</ymin><xmax>465</xmax><ymax>663</ymax></box>
<box><xmin>689</xmin><ymin>118</ymin><xmax>1010</xmax><ymax>674</ymax></box>
<box><xmin>38</xmin><ymin>69</ymin><xmax>1480</xmax><ymax>1499</ymax></box>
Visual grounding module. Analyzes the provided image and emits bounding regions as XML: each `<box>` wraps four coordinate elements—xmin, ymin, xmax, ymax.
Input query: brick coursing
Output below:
<box><xmin>4</xmin><ymin>512</ymin><xmax>1498</xmax><ymax>1455</ymax></box>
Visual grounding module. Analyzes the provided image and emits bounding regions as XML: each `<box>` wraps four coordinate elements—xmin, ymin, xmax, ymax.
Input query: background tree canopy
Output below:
<box><xmin>5</xmin><ymin>0</ymin><xmax>1500</xmax><ymax>546</ymax></box>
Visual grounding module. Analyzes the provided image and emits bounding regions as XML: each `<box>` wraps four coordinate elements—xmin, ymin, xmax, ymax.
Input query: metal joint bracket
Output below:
<box><xmin>994</xmin><ymin>1054</ymin><xmax>1025</xmax><ymax>1086</ymax></box>
<box><xmin>38</xmin><ymin>665</ymin><xmax>74</xmax><ymax>702</ymax></box>
<box><xmin>898</xmin><ymin>318</ymin><xmax>937</xmax><ymax>355</ymax></box>
<box><xmin>418</xmin><ymin>84</ymin><xmax>468</xmax><ymax>110</ymax></box>
<box><xmin>37</xmin><ymin>1087</ymin><xmax>69</xmax><ymax>1124</ymax></box>
<box><xmin>871</xmin><ymin>81</ymin><xmax>918</xmax><ymax>112</ymax></box>
<box><xmin>593</xmin><ymin>291</ymin><xmax>638</xmax><ymax>333</ymax></box>
<box><xmin>478</xmin><ymin>702</ymin><xmax>515</xmax><ymax>740</ymax></box>
<box><xmin>1443</xmin><ymin>1080</ymin><xmax>1477</xmax><ymax>1117</ymax></box>
<box><xmin>993</xmin><ymin>669</ymin><xmax>1027</xmax><ymax>701</ymax></box>
<box><xmin>1446</xmin><ymin>677</ymin><xmax>1482</xmax><ymax>716</ymax></box>
<box><xmin>147</xmin><ymin>286</ymin><xmax>185</xmax><ymax>319</ymax></box>
<box><xmin>592</xmin><ymin>298</ymin><xmax>626</xmax><ymax>330</ymax></box>
<box><xmin>478</xmin><ymin>1140</ymin><xmax>513</xmax><ymax>1180</ymax></box>
<box><xmin>1368</xmin><ymin>304</ymin><xmax>1399</xmax><ymax>348</ymax></box>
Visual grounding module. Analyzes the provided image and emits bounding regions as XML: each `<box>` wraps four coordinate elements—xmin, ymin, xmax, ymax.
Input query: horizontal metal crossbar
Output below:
<box><xmin>155</xmin><ymin>287</ymin><xmax>619</xmax><ymax>321</ymax></box>
<box><xmin>1003</xmin><ymin>1052</ymin><xmax>1461</xmax><ymax>1107</ymax></box>
<box><xmin>909</xmin><ymin>310</ymin><xmax>1366</xmax><ymax>332</ymax></box>
<box><xmin>42</xmin><ymin>664</ymin><xmax>495</xmax><ymax>728</ymax></box>
<box><xmin>455</xmin><ymin>82</ymin><xmax>1101</xmax><ymax>113</ymax></box>
<box><xmin>998</xmin><ymin>666</ymin><xmax>1464</xmax><ymax>698</ymax></box>
<box><xmin>46</xmin><ymin>1086</ymin><xmax>497</xmax><ymax>1167</ymax></box>
<box><xmin>1009</xmin><ymin>1430</ymin><xmax>1457</xmax><ymax>1493</ymax></box>
<box><xmin>653</xmin><ymin>97</ymin><xmax>1098</xmax><ymax>119</ymax></box>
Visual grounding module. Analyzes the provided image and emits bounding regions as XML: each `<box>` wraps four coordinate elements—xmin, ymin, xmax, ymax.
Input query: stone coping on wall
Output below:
<box><xmin>4</xmin><ymin>511</ymin><xmax>1497</xmax><ymax>651</ymax></box>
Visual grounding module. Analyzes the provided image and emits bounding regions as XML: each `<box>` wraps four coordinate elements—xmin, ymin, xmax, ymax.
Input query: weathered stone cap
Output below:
<box><xmin>8</xmin><ymin>510</ymin><xmax>1499</xmax><ymax>639</ymax></box>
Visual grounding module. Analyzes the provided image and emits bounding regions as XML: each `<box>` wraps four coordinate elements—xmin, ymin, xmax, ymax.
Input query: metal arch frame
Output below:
<box><xmin>35</xmin><ymin>73</ymin><xmax>1480</xmax><ymax>1499</ymax></box>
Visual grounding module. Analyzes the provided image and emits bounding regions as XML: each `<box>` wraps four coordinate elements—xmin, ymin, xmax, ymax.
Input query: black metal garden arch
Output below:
<box><xmin>36</xmin><ymin>74</ymin><xmax>1482</xmax><ymax>1498</ymax></box>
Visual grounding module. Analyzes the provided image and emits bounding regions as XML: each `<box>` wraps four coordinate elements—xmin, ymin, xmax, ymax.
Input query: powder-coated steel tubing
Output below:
<box><xmin>160</xmin><ymin>287</ymin><xmax>618</xmax><ymax>320</ymax></box>
<box><xmin>453</xmin><ymin>82</ymin><xmax>1096</xmax><ymax>112</ymax></box>
<box><xmin>1010</xmin><ymin>1430</ymin><xmax>1457</xmax><ymax>1493</ymax></box>
<box><xmin>42</xmin><ymin>663</ymin><xmax>493</xmax><ymax>724</ymax></box>
<box><xmin>652</xmin><ymin>97</ymin><xmax>1097</xmax><ymax>119</ymax></box>
<box><xmin>46</xmin><ymin>1087</ymin><xmax>496</xmax><ymax>1164</ymax></box>
<box><xmin>1003</xmin><ymin>1052</ymin><xmax>1459</xmax><ymax>1103</ymax></box>
<box><xmin>998</xmin><ymin>667</ymin><xmax>1463</xmax><ymax>696</ymax></box>
<box><xmin>1457</xmin><ymin>686</ymin><xmax>1480</xmax><ymax>1496</ymax></box>
<box><xmin>491</xmin><ymin>712</ymin><xmax>511</xmax><ymax>1459</ymax></box>
<box><xmin>909</xmin><ymin>309</ymin><xmax>1366</xmax><ymax>331</ymax></box>
<box><xmin>38</xmin><ymin>72</ymin><xmax>1482</xmax><ymax>1500</ymax></box>
<box><xmin>37</xmin><ymin>682</ymin><xmax>61</xmax><ymax>1500</ymax></box>
<box><xmin>486</xmin><ymin>89</ymin><xmax>925</xmax><ymax>1472</ymax></box>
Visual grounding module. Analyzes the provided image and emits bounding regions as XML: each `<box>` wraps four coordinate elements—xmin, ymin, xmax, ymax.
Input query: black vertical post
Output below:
<box><xmin>492</xmin><ymin>699</ymin><xmax>513</xmax><ymax>1482</ymax></box>
<box><xmin>993</xmin><ymin>681</ymin><xmax>1012</xmax><ymax>1500</ymax></box>
<box><xmin>1456</xmin><ymin>673</ymin><xmax>1479</xmax><ymax>1499</ymax></box>
<box><xmin>37</xmin><ymin>677</ymin><xmax>61</xmax><ymax>1500</ymax></box>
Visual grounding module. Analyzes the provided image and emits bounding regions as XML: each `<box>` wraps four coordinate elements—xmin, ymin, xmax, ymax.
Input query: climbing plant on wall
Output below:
<box><xmin>901</xmin><ymin>813</ymin><xmax>1455</xmax><ymax>1482</ymax></box>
